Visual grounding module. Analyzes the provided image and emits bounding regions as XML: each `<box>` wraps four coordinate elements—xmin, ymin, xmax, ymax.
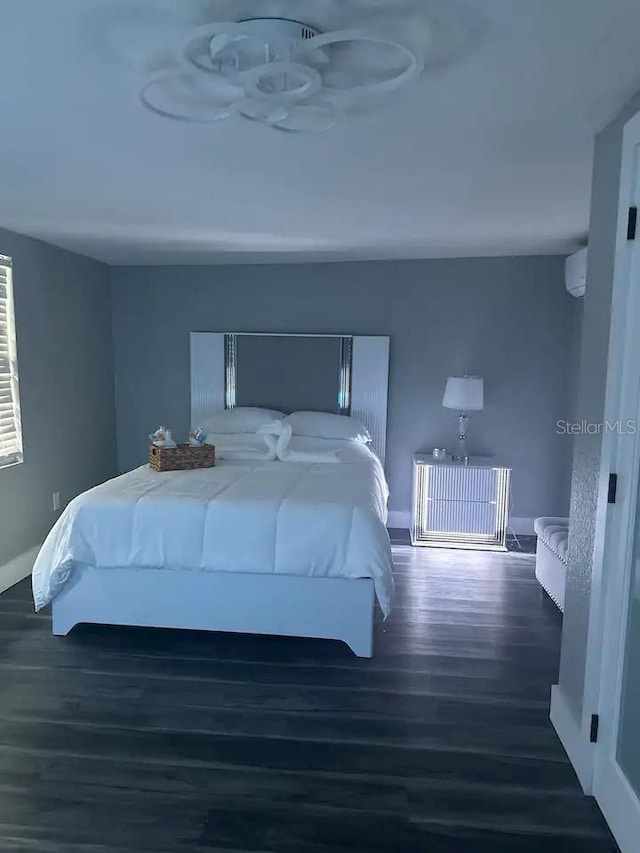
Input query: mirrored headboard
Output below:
<box><xmin>191</xmin><ymin>332</ymin><xmax>390</xmax><ymax>465</ymax></box>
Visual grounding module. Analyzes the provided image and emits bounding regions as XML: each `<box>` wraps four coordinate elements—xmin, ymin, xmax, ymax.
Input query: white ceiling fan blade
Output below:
<box><xmin>236</xmin><ymin>98</ymin><xmax>290</xmax><ymax>124</ymax></box>
<box><xmin>209</xmin><ymin>33</ymin><xmax>247</xmax><ymax>60</ymax></box>
<box><xmin>272</xmin><ymin>102</ymin><xmax>340</xmax><ymax>132</ymax></box>
<box><xmin>140</xmin><ymin>71</ymin><xmax>241</xmax><ymax>122</ymax></box>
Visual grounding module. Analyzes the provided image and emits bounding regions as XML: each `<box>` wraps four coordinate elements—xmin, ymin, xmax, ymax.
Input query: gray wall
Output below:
<box><xmin>0</xmin><ymin>228</ymin><xmax>116</xmax><ymax>568</ymax></box>
<box><xmin>111</xmin><ymin>256</ymin><xmax>580</xmax><ymax>523</ymax></box>
<box><xmin>566</xmin><ymin>299</ymin><xmax>584</xmax><ymax>423</ymax></box>
<box><xmin>557</xmin><ymin>90</ymin><xmax>640</xmax><ymax>724</ymax></box>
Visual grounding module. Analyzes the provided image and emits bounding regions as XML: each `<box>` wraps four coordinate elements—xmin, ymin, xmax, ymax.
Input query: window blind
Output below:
<box><xmin>0</xmin><ymin>256</ymin><xmax>23</xmax><ymax>467</ymax></box>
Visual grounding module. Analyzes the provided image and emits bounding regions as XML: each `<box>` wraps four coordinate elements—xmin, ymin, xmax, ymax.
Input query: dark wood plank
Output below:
<box><xmin>0</xmin><ymin>545</ymin><xmax>617</xmax><ymax>852</ymax></box>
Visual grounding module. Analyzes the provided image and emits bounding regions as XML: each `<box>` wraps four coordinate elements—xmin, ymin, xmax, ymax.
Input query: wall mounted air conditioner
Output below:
<box><xmin>565</xmin><ymin>246</ymin><xmax>588</xmax><ymax>298</ymax></box>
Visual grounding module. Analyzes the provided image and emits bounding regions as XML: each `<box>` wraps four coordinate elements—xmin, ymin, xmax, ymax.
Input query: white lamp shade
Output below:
<box><xmin>442</xmin><ymin>376</ymin><xmax>484</xmax><ymax>411</ymax></box>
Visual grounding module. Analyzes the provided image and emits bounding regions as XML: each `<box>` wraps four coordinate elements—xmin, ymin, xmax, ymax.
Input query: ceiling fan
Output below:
<box><xmin>139</xmin><ymin>16</ymin><xmax>425</xmax><ymax>132</ymax></box>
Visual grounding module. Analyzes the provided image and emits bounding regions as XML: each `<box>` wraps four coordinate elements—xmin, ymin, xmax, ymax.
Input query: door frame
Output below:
<box><xmin>587</xmin><ymin>108</ymin><xmax>640</xmax><ymax>853</ymax></box>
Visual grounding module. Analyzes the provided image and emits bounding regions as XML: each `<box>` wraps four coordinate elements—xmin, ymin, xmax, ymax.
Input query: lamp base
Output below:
<box><xmin>454</xmin><ymin>413</ymin><xmax>469</xmax><ymax>464</ymax></box>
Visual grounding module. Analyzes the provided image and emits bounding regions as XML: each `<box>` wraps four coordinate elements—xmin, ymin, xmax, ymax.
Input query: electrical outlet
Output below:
<box><xmin>52</xmin><ymin>491</ymin><xmax>61</xmax><ymax>512</ymax></box>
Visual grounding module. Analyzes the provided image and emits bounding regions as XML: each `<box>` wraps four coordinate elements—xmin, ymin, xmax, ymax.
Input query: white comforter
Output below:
<box><xmin>32</xmin><ymin>442</ymin><xmax>394</xmax><ymax>615</ymax></box>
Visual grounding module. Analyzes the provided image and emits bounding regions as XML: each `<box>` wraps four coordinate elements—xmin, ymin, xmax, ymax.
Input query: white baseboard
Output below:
<box><xmin>0</xmin><ymin>546</ymin><xmax>40</xmax><ymax>596</ymax></box>
<box><xmin>388</xmin><ymin>512</ymin><xmax>535</xmax><ymax>536</ymax></box>
<box><xmin>550</xmin><ymin>683</ymin><xmax>594</xmax><ymax>794</ymax></box>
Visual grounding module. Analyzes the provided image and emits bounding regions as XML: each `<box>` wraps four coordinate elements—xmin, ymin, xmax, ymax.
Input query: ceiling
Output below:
<box><xmin>1</xmin><ymin>0</ymin><xmax>640</xmax><ymax>266</ymax></box>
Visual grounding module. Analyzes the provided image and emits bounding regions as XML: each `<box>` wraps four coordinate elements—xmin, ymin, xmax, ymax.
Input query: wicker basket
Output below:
<box><xmin>149</xmin><ymin>443</ymin><xmax>216</xmax><ymax>472</ymax></box>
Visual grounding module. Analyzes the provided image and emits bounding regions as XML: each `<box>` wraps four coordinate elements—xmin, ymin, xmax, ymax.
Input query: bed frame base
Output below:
<box><xmin>51</xmin><ymin>566</ymin><xmax>376</xmax><ymax>658</ymax></box>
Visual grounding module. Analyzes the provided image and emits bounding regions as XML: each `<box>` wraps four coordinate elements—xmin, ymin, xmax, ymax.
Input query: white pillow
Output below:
<box><xmin>201</xmin><ymin>407</ymin><xmax>285</xmax><ymax>435</ymax></box>
<box><xmin>283</xmin><ymin>436</ymin><xmax>372</xmax><ymax>462</ymax></box>
<box><xmin>286</xmin><ymin>411</ymin><xmax>371</xmax><ymax>443</ymax></box>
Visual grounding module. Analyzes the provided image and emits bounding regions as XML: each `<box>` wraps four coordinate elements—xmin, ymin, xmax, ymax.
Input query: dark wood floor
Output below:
<box><xmin>0</xmin><ymin>544</ymin><xmax>618</xmax><ymax>852</ymax></box>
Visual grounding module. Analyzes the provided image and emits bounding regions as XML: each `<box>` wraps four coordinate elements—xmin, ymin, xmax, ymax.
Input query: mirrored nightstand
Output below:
<box><xmin>411</xmin><ymin>454</ymin><xmax>511</xmax><ymax>551</ymax></box>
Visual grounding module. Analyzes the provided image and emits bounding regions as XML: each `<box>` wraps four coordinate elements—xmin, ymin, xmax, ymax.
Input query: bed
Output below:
<box><xmin>32</xmin><ymin>332</ymin><xmax>393</xmax><ymax>657</ymax></box>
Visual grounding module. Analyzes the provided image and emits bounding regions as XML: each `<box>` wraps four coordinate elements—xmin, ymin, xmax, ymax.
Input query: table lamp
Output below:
<box><xmin>442</xmin><ymin>376</ymin><xmax>484</xmax><ymax>462</ymax></box>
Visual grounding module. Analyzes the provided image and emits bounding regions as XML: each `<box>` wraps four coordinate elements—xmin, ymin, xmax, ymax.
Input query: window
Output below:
<box><xmin>0</xmin><ymin>256</ymin><xmax>23</xmax><ymax>467</ymax></box>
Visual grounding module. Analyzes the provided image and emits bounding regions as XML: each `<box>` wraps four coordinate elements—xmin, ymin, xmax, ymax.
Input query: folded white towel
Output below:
<box><xmin>259</xmin><ymin>420</ymin><xmax>285</xmax><ymax>437</ymax></box>
<box><xmin>274</xmin><ymin>423</ymin><xmax>341</xmax><ymax>463</ymax></box>
<box><xmin>207</xmin><ymin>431</ymin><xmax>277</xmax><ymax>461</ymax></box>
